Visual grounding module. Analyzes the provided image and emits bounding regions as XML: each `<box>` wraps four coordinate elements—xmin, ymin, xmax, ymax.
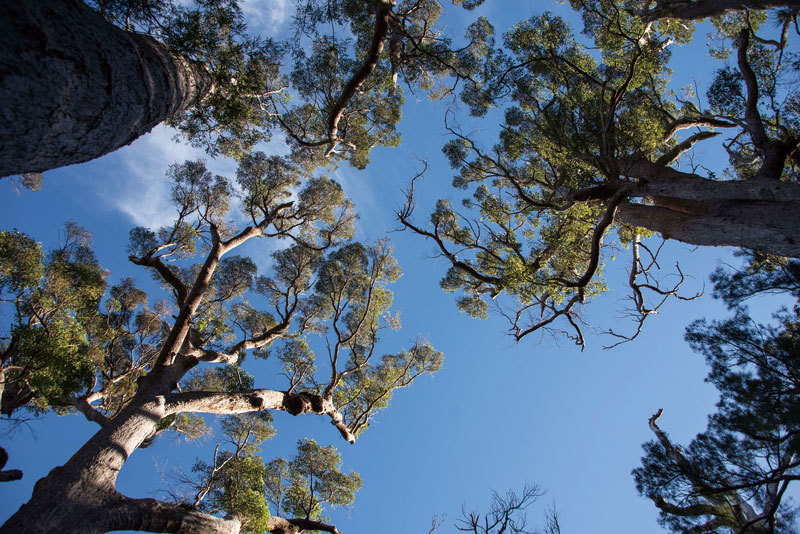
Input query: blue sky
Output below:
<box><xmin>0</xmin><ymin>1</ymin><xmax>791</xmax><ymax>533</ymax></box>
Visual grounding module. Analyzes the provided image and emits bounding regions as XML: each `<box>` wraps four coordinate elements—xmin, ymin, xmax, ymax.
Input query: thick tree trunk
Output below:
<box><xmin>0</xmin><ymin>357</ymin><xmax>352</xmax><ymax>532</ymax></box>
<box><xmin>0</xmin><ymin>387</ymin><xmax>171</xmax><ymax>533</ymax></box>
<box><xmin>0</xmin><ymin>0</ymin><xmax>213</xmax><ymax>178</ymax></box>
<box><xmin>643</xmin><ymin>0</ymin><xmax>800</xmax><ymax>21</ymax></box>
<box><xmin>617</xmin><ymin>198</ymin><xmax>800</xmax><ymax>258</ymax></box>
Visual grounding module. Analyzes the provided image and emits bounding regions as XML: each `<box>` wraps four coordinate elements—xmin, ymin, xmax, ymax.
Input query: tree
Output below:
<box><xmin>630</xmin><ymin>0</ymin><xmax>800</xmax><ymax>21</ymax></box>
<box><xmin>426</xmin><ymin>484</ymin><xmax>562</xmax><ymax>534</ymax></box>
<box><xmin>399</xmin><ymin>1</ymin><xmax>800</xmax><ymax>346</ymax></box>
<box><xmin>0</xmin><ymin>0</ymin><xmax>483</xmax><ymax>177</ymax></box>
<box><xmin>172</xmin><ymin>409</ymin><xmax>360</xmax><ymax>534</ymax></box>
<box><xmin>0</xmin><ymin>155</ymin><xmax>442</xmax><ymax>533</ymax></box>
<box><xmin>633</xmin><ymin>262</ymin><xmax>800</xmax><ymax>533</ymax></box>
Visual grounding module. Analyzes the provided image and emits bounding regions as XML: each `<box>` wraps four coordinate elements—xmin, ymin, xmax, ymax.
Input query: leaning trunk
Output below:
<box><xmin>617</xmin><ymin>198</ymin><xmax>800</xmax><ymax>258</ymax></box>
<box><xmin>0</xmin><ymin>0</ymin><xmax>213</xmax><ymax>177</ymax></box>
<box><xmin>0</xmin><ymin>366</ymin><xmax>187</xmax><ymax>534</ymax></box>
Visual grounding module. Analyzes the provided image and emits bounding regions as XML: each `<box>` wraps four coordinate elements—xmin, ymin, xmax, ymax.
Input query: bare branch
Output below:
<box><xmin>162</xmin><ymin>389</ymin><xmax>356</xmax><ymax>444</ymax></box>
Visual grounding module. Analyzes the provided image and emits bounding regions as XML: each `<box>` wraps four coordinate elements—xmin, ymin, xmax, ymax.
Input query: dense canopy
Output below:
<box><xmin>3</xmin><ymin>1</ymin><xmax>800</xmax><ymax>534</ymax></box>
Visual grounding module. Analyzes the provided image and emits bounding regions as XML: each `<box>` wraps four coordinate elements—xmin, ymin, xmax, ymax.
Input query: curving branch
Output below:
<box><xmin>604</xmin><ymin>236</ymin><xmax>701</xmax><ymax>349</ymax></box>
<box><xmin>129</xmin><ymin>254</ymin><xmax>188</xmax><ymax>307</ymax></box>
<box><xmin>550</xmin><ymin>187</ymin><xmax>631</xmax><ymax>289</ymax></box>
<box><xmin>398</xmin><ymin>171</ymin><xmax>504</xmax><ymax>290</ymax></box>
<box><xmin>736</xmin><ymin>28</ymin><xmax>798</xmax><ymax>181</ymax></box>
<box><xmin>646</xmin><ymin>409</ymin><xmax>764</xmax><ymax>528</ymax></box>
<box><xmin>662</xmin><ymin>116</ymin><xmax>736</xmax><ymax>142</ymax></box>
<box><xmin>269</xmin><ymin>517</ymin><xmax>340</xmax><ymax>534</ymax></box>
<box><xmin>110</xmin><ymin>494</ymin><xmax>241</xmax><ymax>534</ymax></box>
<box><xmin>655</xmin><ymin>131</ymin><xmax>721</xmax><ymax>166</ymax></box>
<box><xmin>61</xmin><ymin>396</ymin><xmax>110</xmax><ymax>427</ymax></box>
<box><xmin>737</xmin><ymin>29</ymin><xmax>768</xmax><ymax>150</ymax></box>
<box><xmin>510</xmin><ymin>293</ymin><xmax>585</xmax><ymax>346</ymax></box>
<box><xmin>163</xmin><ymin>389</ymin><xmax>356</xmax><ymax>443</ymax></box>
<box><xmin>325</xmin><ymin>1</ymin><xmax>392</xmax><ymax>155</ymax></box>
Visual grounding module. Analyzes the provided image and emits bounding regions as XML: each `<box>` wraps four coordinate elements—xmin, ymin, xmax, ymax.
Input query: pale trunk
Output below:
<box><xmin>0</xmin><ymin>0</ymin><xmax>213</xmax><ymax>177</ymax></box>
<box><xmin>0</xmin><ymin>369</ymin><xmax>178</xmax><ymax>534</ymax></box>
<box><xmin>0</xmin><ymin>358</ymin><xmax>347</xmax><ymax>532</ymax></box>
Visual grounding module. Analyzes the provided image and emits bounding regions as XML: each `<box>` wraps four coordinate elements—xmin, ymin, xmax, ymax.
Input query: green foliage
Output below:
<box><xmin>271</xmin><ymin>438</ymin><xmax>361</xmax><ymax>521</ymax></box>
<box><xmin>95</xmin><ymin>0</ymin><xmax>482</xmax><ymax>168</ymax></box>
<box><xmin>0</xmin><ymin>230</ymin><xmax>43</xmax><ymax>292</ymax></box>
<box><xmin>711</xmin><ymin>254</ymin><xmax>800</xmax><ymax>308</ymax></box>
<box><xmin>195</xmin><ymin>413</ymin><xmax>276</xmax><ymax>533</ymax></box>
<box><xmin>193</xmin><ymin>423</ymin><xmax>360</xmax><ymax>532</ymax></box>
<box><xmin>633</xmin><ymin>264</ymin><xmax>800</xmax><ymax>533</ymax></box>
<box><xmin>214</xmin><ymin>455</ymin><xmax>272</xmax><ymax>533</ymax></box>
<box><xmin>6</xmin><ymin>173</ymin><xmax>43</xmax><ymax>192</ymax></box>
<box><xmin>404</xmin><ymin>2</ymin><xmax>799</xmax><ymax>345</ymax></box>
<box><xmin>0</xmin><ymin>224</ymin><xmax>108</xmax><ymax>415</ymax></box>
<box><xmin>333</xmin><ymin>341</ymin><xmax>443</xmax><ymax>437</ymax></box>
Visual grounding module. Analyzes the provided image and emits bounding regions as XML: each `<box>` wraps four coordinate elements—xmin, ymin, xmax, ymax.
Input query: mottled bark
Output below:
<box><xmin>617</xmin><ymin>199</ymin><xmax>800</xmax><ymax>257</ymax></box>
<box><xmin>110</xmin><ymin>496</ymin><xmax>242</xmax><ymax>534</ymax></box>
<box><xmin>640</xmin><ymin>0</ymin><xmax>800</xmax><ymax>21</ymax></box>
<box><xmin>163</xmin><ymin>389</ymin><xmax>356</xmax><ymax>443</ymax></box>
<box><xmin>0</xmin><ymin>0</ymin><xmax>213</xmax><ymax>177</ymax></box>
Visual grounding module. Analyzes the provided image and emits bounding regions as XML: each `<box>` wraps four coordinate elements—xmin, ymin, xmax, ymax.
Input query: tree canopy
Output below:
<box><xmin>634</xmin><ymin>259</ymin><xmax>800</xmax><ymax>533</ymax></box>
<box><xmin>0</xmin><ymin>154</ymin><xmax>441</xmax><ymax>533</ymax></box>
<box><xmin>400</xmin><ymin>1</ymin><xmax>800</xmax><ymax>347</ymax></box>
<box><xmin>6</xmin><ymin>1</ymin><xmax>800</xmax><ymax>533</ymax></box>
<box><xmin>0</xmin><ymin>0</ymin><xmax>490</xmax><ymax>176</ymax></box>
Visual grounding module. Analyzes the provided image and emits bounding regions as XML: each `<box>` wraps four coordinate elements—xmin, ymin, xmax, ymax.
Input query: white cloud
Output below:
<box><xmin>85</xmin><ymin>126</ymin><xmax>291</xmax><ymax>231</ymax></box>
<box><xmin>88</xmin><ymin>126</ymin><xmax>233</xmax><ymax>229</ymax></box>
<box><xmin>241</xmin><ymin>0</ymin><xmax>291</xmax><ymax>36</ymax></box>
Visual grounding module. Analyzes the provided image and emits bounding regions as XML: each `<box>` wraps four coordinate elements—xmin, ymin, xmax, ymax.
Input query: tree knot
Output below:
<box><xmin>283</xmin><ymin>392</ymin><xmax>324</xmax><ymax>416</ymax></box>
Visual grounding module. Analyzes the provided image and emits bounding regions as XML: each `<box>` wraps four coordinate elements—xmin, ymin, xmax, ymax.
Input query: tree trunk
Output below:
<box><xmin>617</xmin><ymin>198</ymin><xmax>800</xmax><ymax>258</ymax></box>
<box><xmin>0</xmin><ymin>0</ymin><xmax>213</xmax><ymax>178</ymax></box>
<box><xmin>643</xmin><ymin>0</ymin><xmax>800</xmax><ymax>21</ymax></box>
<box><xmin>0</xmin><ymin>356</ymin><xmax>352</xmax><ymax>532</ymax></box>
<box><xmin>0</xmin><ymin>362</ymin><xmax>186</xmax><ymax>533</ymax></box>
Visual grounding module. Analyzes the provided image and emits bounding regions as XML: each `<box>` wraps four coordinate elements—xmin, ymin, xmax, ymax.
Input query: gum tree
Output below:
<box><xmin>173</xmin><ymin>407</ymin><xmax>361</xmax><ymax>534</ymax></box>
<box><xmin>634</xmin><ymin>262</ymin><xmax>800</xmax><ymax>533</ymax></box>
<box><xmin>400</xmin><ymin>1</ymin><xmax>800</xmax><ymax>346</ymax></box>
<box><xmin>0</xmin><ymin>155</ymin><xmax>442</xmax><ymax>533</ymax></box>
<box><xmin>0</xmin><ymin>0</ymin><xmax>484</xmax><ymax>177</ymax></box>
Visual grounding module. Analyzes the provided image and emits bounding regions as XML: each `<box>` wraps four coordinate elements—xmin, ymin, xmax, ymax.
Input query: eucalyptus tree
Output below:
<box><xmin>0</xmin><ymin>154</ymin><xmax>442</xmax><ymax>533</ymax></box>
<box><xmin>0</xmin><ymin>0</ymin><xmax>484</xmax><ymax>177</ymax></box>
<box><xmin>400</xmin><ymin>1</ymin><xmax>800</xmax><ymax>346</ymax></box>
<box><xmin>633</xmin><ymin>262</ymin><xmax>800</xmax><ymax>533</ymax></box>
<box><xmin>174</xmin><ymin>406</ymin><xmax>361</xmax><ymax>534</ymax></box>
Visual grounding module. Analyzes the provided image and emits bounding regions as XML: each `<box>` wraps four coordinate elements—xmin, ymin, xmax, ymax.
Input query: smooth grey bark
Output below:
<box><xmin>0</xmin><ymin>0</ymin><xmax>213</xmax><ymax>178</ymax></box>
<box><xmin>640</xmin><ymin>0</ymin><xmax>800</xmax><ymax>21</ymax></box>
<box><xmin>617</xmin><ymin>198</ymin><xmax>800</xmax><ymax>258</ymax></box>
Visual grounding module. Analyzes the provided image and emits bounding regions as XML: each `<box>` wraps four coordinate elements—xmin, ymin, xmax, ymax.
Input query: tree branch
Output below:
<box><xmin>110</xmin><ymin>495</ymin><xmax>241</xmax><ymax>534</ymax></box>
<box><xmin>61</xmin><ymin>396</ymin><xmax>110</xmax><ymax>427</ymax></box>
<box><xmin>269</xmin><ymin>516</ymin><xmax>340</xmax><ymax>534</ymax></box>
<box><xmin>129</xmin><ymin>254</ymin><xmax>188</xmax><ymax>307</ymax></box>
<box><xmin>655</xmin><ymin>131</ymin><xmax>721</xmax><ymax>166</ymax></box>
<box><xmin>0</xmin><ymin>447</ymin><xmax>21</xmax><ymax>482</ymax></box>
<box><xmin>163</xmin><ymin>389</ymin><xmax>356</xmax><ymax>443</ymax></box>
<box><xmin>325</xmin><ymin>1</ymin><xmax>392</xmax><ymax>155</ymax></box>
<box><xmin>663</xmin><ymin>117</ymin><xmax>736</xmax><ymax>142</ymax></box>
<box><xmin>635</xmin><ymin>0</ymin><xmax>800</xmax><ymax>22</ymax></box>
